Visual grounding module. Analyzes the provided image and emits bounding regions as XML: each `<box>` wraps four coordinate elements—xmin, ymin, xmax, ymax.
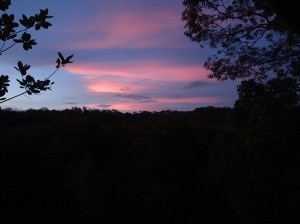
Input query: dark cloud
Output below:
<box><xmin>120</xmin><ymin>87</ymin><xmax>131</xmax><ymax>92</ymax></box>
<box><xmin>184</xmin><ymin>81</ymin><xmax>210</xmax><ymax>89</ymax></box>
<box><xmin>114</xmin><ymin>93</ymin><xmax>151</xmax><ymax>101</ymax></box>
<box><xmin>138</xmin><ymin>99</ymin><xmax>157</xmax><ymax>103</ymax></box>
<box><xmin>97</xmin><ymin>104</ymin><xmax>112</xmax><ymax>108</ymax></box>
<box><xmin>65</xmin><ymin>102</ymin><xmax>78</xmax><ymax>105</ymax></box>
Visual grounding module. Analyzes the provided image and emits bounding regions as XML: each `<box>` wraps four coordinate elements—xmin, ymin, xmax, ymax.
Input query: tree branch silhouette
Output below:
<box><xmin>0</xmin><ymin>0</ymin><xmax>73</xmax><ymax>105</ymax></box>
<box><xmin>0</xmin><ymin>52</ymin><xmax>73</xmax><ymax>104</ymax></box>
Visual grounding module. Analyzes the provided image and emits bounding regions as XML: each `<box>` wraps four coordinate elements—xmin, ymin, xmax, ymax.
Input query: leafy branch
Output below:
<box><xmin>0</xmin><ymin>7</ymin><xmax>52</xmax><ymax>54</ymax></box>
<box><xmin>0</xmin><ymin>0</ymin><xmax>74</xmax><ymax>105</ymax></box>
<box><xmin>0</xmin><ymin>52</ymin><xmax>73</xmax><ymax>104</ymax></box>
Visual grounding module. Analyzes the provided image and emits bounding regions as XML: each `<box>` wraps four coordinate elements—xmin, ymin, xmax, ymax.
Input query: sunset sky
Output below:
<box><xmin>1</xmin><ymin>0</ymin><xmax>240</xmax><ymax>112</ymax></box>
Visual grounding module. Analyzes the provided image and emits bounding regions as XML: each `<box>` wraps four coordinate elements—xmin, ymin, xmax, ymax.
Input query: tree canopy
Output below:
<box><xmin>181</xmin><ymin>0</ymin><xmax>300</xmax><ymax>81</ymax></box>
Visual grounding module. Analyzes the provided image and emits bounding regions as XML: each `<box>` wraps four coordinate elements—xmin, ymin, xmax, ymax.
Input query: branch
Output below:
<box><xmin>45</xmin><ymin>67</ymin><xmax>59</xmax><ymax>80</ymax></box>
<box><xmin>0</xmin><ymin>52</ymin><xmax>73</xmax><ymax>104</ymax></box>
<box><xmin>0</xmin><ymin>67</ymin><xmax>56</xmax><ymax>105</ymax></box>
<box><xmin>0</xmin><ymin>28</ymin><xmax>29</xmax><ymax>54</ymax></box>
<box><xmin>0</xmin><ymin>42</ymin><xmax>17</xmax><ymax>54</ymax></box>
<box><xmin>0</xmin><ymin>91</ymin><xmax>27</xmax><ymax>104</ymax></box>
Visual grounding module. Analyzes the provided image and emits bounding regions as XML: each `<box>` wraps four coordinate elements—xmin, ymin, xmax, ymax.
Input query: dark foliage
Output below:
<box><xmin>180</xmin><ymin>5</ymin><xmax>300</xmax><ymax>222</ymax></box>
<box><xmin>0</xmin><ymin>0</ymin><xmax>73</xmax><ymax>103</ymax></box>
<box><xmin>0</xmin><ymin>106</ymin><xmax>299</xmax><ymax>223</ymax></box>
<box><xmin>181</xmin><ymin>0</ymin><xmax>300</xmax><ymax>81</ymax></box>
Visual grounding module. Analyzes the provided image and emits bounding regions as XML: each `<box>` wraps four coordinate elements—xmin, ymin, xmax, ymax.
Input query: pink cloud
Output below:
<box><xmin>88</xmin><ymin>81</ymin><xmax>127</xmax><ymax>93</ymax></box>
<box><xmin>82</xmin><ymin>95</ymin><xmax>222</xmax><ymax>112</ymax></box>
<box><xmin>87</xmin><ymin>80</ymin><xmax>144</xmax><ymax>94</ymax></box>
<box><xmin>106</xmin><ymin>103</ymin><xmax>137</xmax><ymax>111</ymax></box>
<box><xmin>64</xmin><ymin>60</ymin><xmax>210</xmax><ymax>94</ymax></box>
<box><xmin>84</xmin><ymin>102</ymin><xmax>138</xmax><ymax>111</ymax></box>
<box><xmin>65</xmin><ymin>60</ymin><xmax>209</xmax><ymax>80</ymax></box>
<box><xmin>58</xmin><ymin>8</ymin><xmax>185</xmax><ymax>49</ymax></box>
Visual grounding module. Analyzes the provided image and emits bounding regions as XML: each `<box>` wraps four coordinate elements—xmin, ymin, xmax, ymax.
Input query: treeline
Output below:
<box><xmin>0</xmin><ymin>106</ymin><xmax>299</xmax><ymax>223</ymax></box>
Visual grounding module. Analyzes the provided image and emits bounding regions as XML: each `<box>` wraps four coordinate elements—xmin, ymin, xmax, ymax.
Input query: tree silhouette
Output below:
<box><xmin>182</xmin><ymin>1</ymin><xmax>300</xmax><ymax>223</ymax></box>
<box><xmin>181</xmin><ymin>0</ymin><xmax>300</xmax><ymax>81</ymax></box>
<box><xmin>265</xmin><ymin>0</ymin><xmax>300</xmax><ymax>35</ymax></box>
<box><xmin>0</xmin><ymin>0</ymin><xmax>73</xmax><ymax>104</ymax></box>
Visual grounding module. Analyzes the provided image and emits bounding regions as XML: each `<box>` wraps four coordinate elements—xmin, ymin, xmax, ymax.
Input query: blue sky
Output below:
<box><xmin>1</xmin><ymin>0</ymin><xmax>240</xmax><ymax>112</ymax></box>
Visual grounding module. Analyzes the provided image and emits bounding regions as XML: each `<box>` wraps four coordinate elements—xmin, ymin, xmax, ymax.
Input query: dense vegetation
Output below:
<box><xmin>0</xmin><ymin>105</ymin><xmax>299</xmax><ymax>223</ymax></box>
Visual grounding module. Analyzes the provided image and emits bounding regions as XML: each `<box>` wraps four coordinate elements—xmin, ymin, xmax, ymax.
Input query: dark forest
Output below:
<box><xmin>1</xmin><ymin>105</ymin><xmax>299</xmax><ymax>223</ymax></box>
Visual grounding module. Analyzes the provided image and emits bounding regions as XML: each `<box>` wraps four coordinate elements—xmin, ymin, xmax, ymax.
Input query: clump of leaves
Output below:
<box><xmin>0</xmin><ymin>52</ymin><xmax>73</xmax><ymax>103</ymax></box>
<box><xmin>0</xmin><ymin>0</ymin><xmax>73</xmax><ymax>104</ymax></box>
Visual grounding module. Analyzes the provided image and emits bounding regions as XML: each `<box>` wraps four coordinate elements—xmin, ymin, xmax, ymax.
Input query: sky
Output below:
<box><xmin>0</xmin><ymin>0</ymin><xmax>240</xmax><ymax>112</ymax></box>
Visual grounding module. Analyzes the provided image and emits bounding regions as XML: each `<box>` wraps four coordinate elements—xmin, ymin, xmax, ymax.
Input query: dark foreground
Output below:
<box><xmin>0</xmin><ymin>107</ymin><xmax>299</xmax><ymax>223</ymax></box>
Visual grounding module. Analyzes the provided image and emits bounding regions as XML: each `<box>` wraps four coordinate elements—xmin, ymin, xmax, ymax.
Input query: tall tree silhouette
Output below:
<box><xmin>182</xmin><ymin>1</ymin><xmax>300</xmax><ymax>223</ymax></box>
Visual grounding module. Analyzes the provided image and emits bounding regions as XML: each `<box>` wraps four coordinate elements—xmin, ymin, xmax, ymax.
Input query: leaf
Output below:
<box><xmin>55</xmin><ymin>58</ymin><xmax>61</xmax><ymax>68</ymax></box>
<box><xmin>16</xmin><ymin>79</ymin><xmax>25</xmax><ymax>86</ymax></box>
<box><xmin>0</xmin><ymin>0</ymin><xmax>11</xmax><ymax>11</ymax></box>
<box><xmin>7</xmin><ymin>33</ymin><xmax>17</xmax><ymax>40</ymax></box>
<box><xmin>35</xmin><ymin>23</ymin><xmax>41</xmax><ymax>30</ymax></box>
<box><xmin>57</xmin><ymin>52</ymin><xmax>74</xmax><ymax>66</ymax></box>
<box><xmin>13</xmin><ymin>39</ymin><xmax>22</xmax><ymax>43</ymax></box>
<box><xmin>58</xmin><ymin>52</ymin><xmax>64</xmax><ymax>61</ymax></box>
<box><xmin>20</xmin><ymin>14</ymin><xmax>28</xmax><ymax>27</ymax></box>
<box><xmin>21</xmin><ymin>32</ymin><xmax>31</xmax><ymax>41</ymax></box>
<box><xmin>17</xmin><ymin>61</ymin><xmax>23</xmax><ymax>69</ymax></box>
<box><xmin>25</xmin><ymin>75</ymin><xmax>35</xmax><ymax>83</ymax></box>
<box><xmin>2</xmin><ymin>13</ymin><xmax>13</xmax><ymax>23</ymax></box>
<box><xmin>23</xmin><ymin>39</ymin><xmax>37</xmax><ymax>50</ymax></box>
<box><xmin>15</xmin><ymin>61</ymin><xmax>30</xmax><ymax>75</ymax></box>
<box><xmin>41</xmin><ymin>21</ymin><xmax>52</xmax><ymax>29</ymax></box>
<box><xmin>65</xmin><ymin>54</ymin><xmax>74</xmax><ymax>62</ymax></box>
<box><xmin>44</xmin><ymin>79</ymin><xmax>51</xmax><ymax>85</ymax></box>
